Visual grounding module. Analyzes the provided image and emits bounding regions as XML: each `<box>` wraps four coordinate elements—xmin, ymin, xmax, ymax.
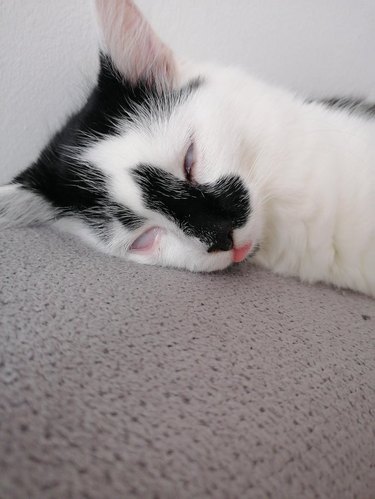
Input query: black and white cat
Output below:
<box><xmin>1</xmin><ymin>0</ymin><xmax>374</xmax><ymax>297</ymax></box>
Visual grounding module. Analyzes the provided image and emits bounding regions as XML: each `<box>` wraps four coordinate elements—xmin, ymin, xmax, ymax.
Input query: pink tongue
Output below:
<box><xmin>232</xmin><ymin>243</ymin><xmax>252</xmax><ymax>263</ymax></box>
<box><xmin>130</xmin><ymin>227</ymin><xmax>161</xmax><ymax>251</ymax></box>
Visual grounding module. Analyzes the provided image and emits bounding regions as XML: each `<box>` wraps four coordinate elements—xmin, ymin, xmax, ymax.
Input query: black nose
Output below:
<box><xmin>207</xmin><ymin>229</ymin><xmax>234</xmax><ymax>253</ymax></box>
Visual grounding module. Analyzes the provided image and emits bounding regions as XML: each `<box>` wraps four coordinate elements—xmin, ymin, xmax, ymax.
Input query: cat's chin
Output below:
<box><xmin>126</xmin><ymin>225</ymin><xmax>256</xmax><ymax>272</ymax></box>
<box><xmin>128</xmin><ymin>252</ymin><xmax>233</xmax><ymax>273</ymax></box>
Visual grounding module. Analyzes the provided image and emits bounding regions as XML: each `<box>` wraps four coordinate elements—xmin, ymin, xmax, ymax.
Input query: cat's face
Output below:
<box><xmin>76</xmin><ymin>66</ymin><xmax>263</xmax><ymax>272</ymax></box>
<box><xmin>1</xmin><ymin>0</ymin><xmax>264</xmax><ymax>272</ymax></box>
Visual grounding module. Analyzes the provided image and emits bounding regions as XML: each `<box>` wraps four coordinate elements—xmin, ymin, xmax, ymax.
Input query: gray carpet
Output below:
<box><xmin>1</xmin><ymin>227</ymin><xmax>374</xmax><ymax>499</ymax></box>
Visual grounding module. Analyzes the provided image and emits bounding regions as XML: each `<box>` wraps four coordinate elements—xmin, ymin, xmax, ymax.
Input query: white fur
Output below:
<box><xmin>75</xmin><ymin>61</ymin><xmax>375</xmax><ymax>296</ymax></box>
<box><xmin>104</xmin><ymin>66</ymin><xmax>375</xmax><ymax>295</ymax></box>
<box><xmin>1</xmin><ymin>1</ymin><xmax>374</xmax><ymax>298</ymax></box>
<box><xmin>0</xmin><ymin>184</ymin><xmax>55</xmax><ymax>228</ymax></box>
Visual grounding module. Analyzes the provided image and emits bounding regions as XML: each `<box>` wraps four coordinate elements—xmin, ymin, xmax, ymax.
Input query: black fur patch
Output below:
<box><xmin>16</xmin><ymin>155</ymin><xmax>145</xmax><ymax>232</ymax></box>
<box><xmin>14</xmin><ymin>55</ymin><xmax>200</xmax><ymax>232</ymax></box>
<box><xmin>16</xmin><ymin>156</ymin><xmax>108</xmax><ymax>214</ymax></box>
<box><xmin>112</xmin><ymin>204</ymin><xmax>145</xmax><ymax>230</ymax></box>
<box><xmin>316</xmin><ymin>96</ymin><xmax>375</xmax><ymax>117</ymax></box>
<box><xmin>132</xmin><ymin>165</ymin><xmax>250</xmax><ymax>251</ymax></box>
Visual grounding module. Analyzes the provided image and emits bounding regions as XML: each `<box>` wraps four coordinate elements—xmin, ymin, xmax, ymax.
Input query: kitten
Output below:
<box><xmin>0</xmin><ymin>0</ymin><xmax>374</xmax><ymax>298</ymax></box>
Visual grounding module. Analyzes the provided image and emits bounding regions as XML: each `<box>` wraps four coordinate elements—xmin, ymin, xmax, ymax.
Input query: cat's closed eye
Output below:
<box><xmin>183</xmin><ymin>142</ymin><xmax>195</xmax><ymax>182</ymax></box>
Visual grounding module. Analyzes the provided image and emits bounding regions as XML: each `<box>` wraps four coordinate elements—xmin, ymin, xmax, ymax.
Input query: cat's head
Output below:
<box><xmin>0</xmin><ymin>0</ymin><xmax>266</xmax><ymax>272</ymax></box>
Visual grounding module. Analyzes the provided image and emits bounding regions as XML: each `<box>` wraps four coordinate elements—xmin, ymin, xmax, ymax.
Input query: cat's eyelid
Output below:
<box><xmin>183</xmin><ymin>140</ymin><xmax>195</xmax><ymax>182</ymax></box>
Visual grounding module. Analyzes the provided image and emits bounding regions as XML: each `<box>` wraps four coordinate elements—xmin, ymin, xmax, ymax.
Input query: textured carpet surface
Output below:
<box><xmin>1</xmin><ymin>227</ymin><xmax>374</xmax><ymax>499</ymax></box>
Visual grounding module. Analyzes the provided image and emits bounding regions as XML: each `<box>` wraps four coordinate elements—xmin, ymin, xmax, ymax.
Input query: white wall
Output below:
<box><xmin>1</xmin><ymin>0</ymin><xmax>374</xmax><ymax>183</ymax></box>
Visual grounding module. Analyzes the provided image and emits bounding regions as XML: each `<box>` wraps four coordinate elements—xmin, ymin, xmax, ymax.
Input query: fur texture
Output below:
<box><xmin>1</xmin><ymin>0</ymin><xmax>374</xmax><ymax>297</ymax></box>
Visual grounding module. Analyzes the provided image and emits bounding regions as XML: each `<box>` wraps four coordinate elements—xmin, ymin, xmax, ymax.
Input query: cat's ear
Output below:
<box><xmin>0</xmin><ymin>184</ymin><xmax>55</xmax><ymax>229</ymax></box>
<box><xmin>95</xmin><ymin>0</ymin><xmax>177</xmax><ymax>88</ymax></box>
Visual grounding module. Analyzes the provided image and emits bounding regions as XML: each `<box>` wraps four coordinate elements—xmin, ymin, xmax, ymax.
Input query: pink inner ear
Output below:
<box><xmin>96</xmin><ymin>0</ymin><xmax>176</xmax><ymax>88</ymax></box>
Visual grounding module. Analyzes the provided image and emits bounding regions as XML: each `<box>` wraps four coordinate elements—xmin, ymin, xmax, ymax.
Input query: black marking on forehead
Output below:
<box><xmin>8</xmin><ymin>50</ymin><xmax>208</xmax><ymax>254</ymax></box>
<box><xmin>62</xmin><ymin>55</ymin><xmax>201</xmax><ymax>146</ymax></box>
<box><xmin>132</xmin><ymin>165</ymin><xmax>250</xmax><ymax>247</ymax></box>
<box><xmin>95</xmin><ymin>55</ymin><xmax>202</xmax><ymax>135</ymax></box>
<box><xmin>13</xmin><ymin>54</ymin><xmax>200</xmax><ymax>237</ymax></box>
